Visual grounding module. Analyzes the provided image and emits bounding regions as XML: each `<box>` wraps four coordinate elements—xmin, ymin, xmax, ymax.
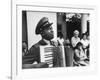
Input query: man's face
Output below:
<box><xmin>74</xmin><ymin>33</ymin><xmax>79</xmax><ymax>38</ymax></box>
<box><xmin>78</xmin><ymin>45</ymin><xmax>82</xmax><ymax>50</ymax></box>
<box><xmin>41</xmin><ymin>26</ymin><xmax>54</xmax><ymax>40</ymax></box>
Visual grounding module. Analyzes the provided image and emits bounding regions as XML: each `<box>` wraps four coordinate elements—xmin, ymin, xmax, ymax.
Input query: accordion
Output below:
<box><xmin>40</xmin><ymin>45</ymin><xmax>66</xmax><ymax>67</ymax></box>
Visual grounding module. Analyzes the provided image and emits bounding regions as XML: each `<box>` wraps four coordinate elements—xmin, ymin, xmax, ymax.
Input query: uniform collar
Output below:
<box><xmin>39</xmin><ymin>39</ymin><xmax>56</xmax><ymax>46</ymax></box>
<box><xmin>39</xmin><ymin>39</ymin><xmax>50</xmax><ymax>45</ymax></box>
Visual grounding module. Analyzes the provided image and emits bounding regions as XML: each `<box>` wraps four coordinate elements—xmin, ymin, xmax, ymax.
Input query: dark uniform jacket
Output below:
<box><xmin>22</xmin><ymin>39</ymin><xmax>63</xmax><ymax>68</ymax></box>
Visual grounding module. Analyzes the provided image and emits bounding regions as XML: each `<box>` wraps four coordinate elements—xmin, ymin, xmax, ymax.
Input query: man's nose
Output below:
<box><xmin>50</xmin><ymin>27</ymin><xmax>54</xmax><ymax>33</ymax></box>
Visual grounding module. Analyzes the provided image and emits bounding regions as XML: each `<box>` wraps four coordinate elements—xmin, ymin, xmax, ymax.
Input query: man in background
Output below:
<box><xmin>71</xmin><ymin>30</ymin><xmax>80</xmax><ymax>48</ymax></box>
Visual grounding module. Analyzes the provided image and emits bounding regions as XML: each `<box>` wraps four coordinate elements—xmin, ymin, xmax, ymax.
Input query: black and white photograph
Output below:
<box><xmin>0</xmin><ymin>0</ymin><xmax>99</xmax><ymax>80</ymax></box>
<box><xmin>11</xmin><ymin>2</ymin><xmax>97</xmax><ymax>80</ymax></box>
<box><xmin>22</xmin><ymin>11</ymin><xmax>90</xmax><ymax>69</ymax></box>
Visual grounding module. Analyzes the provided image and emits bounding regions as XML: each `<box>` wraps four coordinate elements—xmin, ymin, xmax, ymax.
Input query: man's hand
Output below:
<box><xmin>22</xmin><ymin>62</ymin><xmax>49</xmax><ymax>69</ymax></box>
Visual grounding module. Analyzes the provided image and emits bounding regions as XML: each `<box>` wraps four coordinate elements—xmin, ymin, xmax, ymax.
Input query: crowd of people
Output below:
<box><xmin>22</xmin><ymin>17</ymin><xmax>90</xmax><ymax>68</ymax></box>
<box><xmin>71</xmin><ymin>30</ymin><xmax>90</xmax><ymax>66</ymax></box>
<box><xmin>57</xmin><ymin>30</ymin><xmax>90</xmax><ymax>66</ymax></box>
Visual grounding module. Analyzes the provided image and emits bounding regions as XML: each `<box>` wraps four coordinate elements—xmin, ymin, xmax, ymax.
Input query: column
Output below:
<box><xmin>81</xmin><ymin>14</ymin><xmax>89</xmax><ymax>34</ymax></box>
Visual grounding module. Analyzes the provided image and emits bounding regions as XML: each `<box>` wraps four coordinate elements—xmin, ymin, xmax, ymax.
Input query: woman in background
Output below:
<box><xmin>81</xmin><ymin>33</ymin><xmax>90</xmax><ymax>58</ymax></box>
<box><xmin>81</xmin><ymin>33</ymin><xmax>89</xmax><ymax>49</ymax></box>
<box><xmin>74</xmin><ymin>42</ymin><xmax>89</xmax><ymax>66</ymax></box>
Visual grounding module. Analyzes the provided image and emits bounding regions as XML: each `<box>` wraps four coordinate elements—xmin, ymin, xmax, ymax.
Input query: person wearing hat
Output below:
<box><xmin>71</xmin><ymin>30</ymin><xmax>80</xmax><ymax>48</ymax></box>
<box><xmin>22</xmin><ymin>17</ymin><xmax>63</xmax><ymax>68</ymax></box>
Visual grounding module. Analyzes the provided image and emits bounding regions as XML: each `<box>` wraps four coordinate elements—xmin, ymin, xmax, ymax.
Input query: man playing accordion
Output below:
<box><xmin>22</xmin><ymin>17</ymin><xmax>65</xmax><ymax>68</ymax></box>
